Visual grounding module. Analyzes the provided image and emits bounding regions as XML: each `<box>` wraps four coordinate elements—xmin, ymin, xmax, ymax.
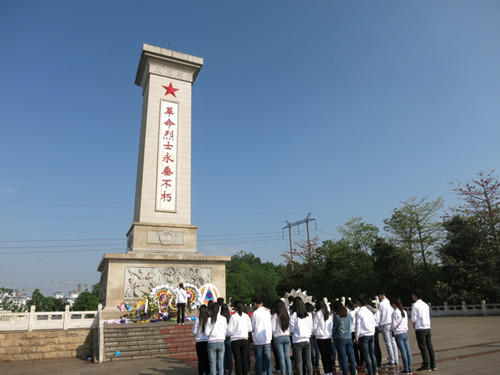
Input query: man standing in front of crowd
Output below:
<box><xmin>252</xmin><ymin>297</ymin><xmax>273</xmax><ymax>375</ymax></box>
<box><xmin>411</xmin><ymin>289</ymin><xmax>437</xmax><ymax>372</ymax></box>
<box><xmin>377</xmin><ymin>290</ymin><xmax>399</xmax><ymax>367</ymax></box>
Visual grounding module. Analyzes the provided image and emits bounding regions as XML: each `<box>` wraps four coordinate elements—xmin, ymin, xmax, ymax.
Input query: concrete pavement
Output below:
<box><xmin>1</xmin><ymin>316</ymin><xmax>499</xmax><ymax>375</ymax></box>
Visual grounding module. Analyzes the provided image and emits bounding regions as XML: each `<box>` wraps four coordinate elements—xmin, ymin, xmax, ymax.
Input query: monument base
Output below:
<box><xmin>97</xmin><ymin>252</ymin><xmax>230</xmax><ymax>319</ymax></box>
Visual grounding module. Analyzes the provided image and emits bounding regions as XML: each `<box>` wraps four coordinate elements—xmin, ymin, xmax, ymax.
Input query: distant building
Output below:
<box><xmin>9</xmin><ymin>294</ymin><xmax>31</xmax><ymax>309</ymax></box>
<box><xmin>63</xmin><ymin>291</ymin><xmax>80</xmax><ymax>307</ymax></box>
<box><xmin>54</xmin><ymin>292</ymin><xmax>64</xmax><ymax>299</ymax></box>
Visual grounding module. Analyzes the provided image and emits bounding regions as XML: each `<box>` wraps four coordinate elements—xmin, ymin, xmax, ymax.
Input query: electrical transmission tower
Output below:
<box><xmin>282</xmin><ymin>213</ymin><xmax>317</xmax><ymax>271</ymax></box>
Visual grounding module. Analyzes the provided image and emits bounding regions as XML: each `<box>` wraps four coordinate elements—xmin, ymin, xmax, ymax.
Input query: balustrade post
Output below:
<box><xmin>63</xmin><ymin>304</ymin><xmax>70</xmax><ymax>330</ymax></box>
<box><xmin>27</xmin><ymin>305</ymin><xmax>36</xmax><ymax>332</ymax></box>
<box><xmin>98</xmin><ymin>303</ymin><xmax>104</xmax><ymax>363</ymax></box>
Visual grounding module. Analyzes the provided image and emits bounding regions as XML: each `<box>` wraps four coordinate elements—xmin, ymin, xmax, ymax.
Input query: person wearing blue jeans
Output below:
<box><xmin>394</xmin><ymin>333</ymin><xmax>412</xmax><ymax>373</ymax></box>
<box><xmin>271</xmin><ymin>300</ymin><xmax>292</xmax><ymax>375</ymax></box>
<box><xmin>377</xmin><ymin>291</ymin><xmax>399</xmax><ymax>366</ymax></box>
<box><xmin>355</xmin><ymin>295</ymin><xmax>378</xmax><ymax>375</ymax></box>
<box><xmin>358</xmin><ymin>335</ymin><xmax>377</xmax><ymax>375</ymax></box>
<box><xmin>252</xmin><ymin>298</ymin><xmax>273</xmax><ymax>375</ymax></box>
<box><xmin>207</xmin><ymin>302</ymin><xmax>228</xmax><ymax>375</ymax></box>
<box><xmin>289</xmin><ymin>297</ymin><xmax>313</xmax><ymax>375</ymax></box>
<box><xmin>292</xmin><ymin>341</ymin><xmax>313</xmax><ymax>375</ymax></box>
<box><xmin>332</xmin><ymin>301</ymin><xmax>356</xmax><ymax>375</ymax></box>
<box><xmin>208</xmin><ymin>341</ymin><xmax>225</xmax><ymax>375</ymax></box>
<box><xmin>254</xmin><ymin>343</ymin><xmax>272</xmax><ymax>375</ymax></box>
<box><xmin>273</xmin><ymin>335</ymin><xmax>292</xmax><ymax>375</ymax></box>
<box><xmin>391</xmin><ymin>298</ymin><xmax>413</xmax><ymax>373</ymax></box>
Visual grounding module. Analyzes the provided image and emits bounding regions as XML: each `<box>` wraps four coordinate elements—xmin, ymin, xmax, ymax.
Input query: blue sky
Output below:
<box><xmin>1</xmin><ymin>1</ymin><xmax>499</xmax><ymax>296</ymax></box>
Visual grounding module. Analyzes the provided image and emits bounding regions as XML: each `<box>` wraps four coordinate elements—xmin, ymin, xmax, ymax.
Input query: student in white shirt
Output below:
<box><xmin>206</xmin><ymin>302</ymin><xmax>228</xmax><ymax>375</ymax></box>
<box><xmin>289</xmin><ymin>297</ymin><xmax>313</xmax><ymax>375</ymax></box>
<box><xmin>355</xmin><ymin>294</ymin><xmax>377</xmax><ymax>375</ymax></box>
<box><xmin>192</xmin><ymin>304</ymin><xmax>210</xmax><ymax>375</ymax></box>
<box><xmin>346</xmin><ymin>299</ymin><xmax>362</xmax><ymax>368</ymax></box>
<box><xmin>377</xmin><ymin>290</ymin><xmax>399</xmax><ymax>366</ymax></box>
<box><xmin>272</xmin><ymin>299</ymin><xmax>292</xmax><ymax>375</ymax></box>
<box><xmin>251</xmin><ymin>297</ymin><xmax>272</xmax><ymax>375</ymax></box>
<box><xmin>314</xmin><ymin>299</ymin><xmax>334</xmax><ymax>374</ymax></box>
<box><xmin>220</xmin><ymin>304</ymin><xmax>233</xmax><ymax>375</ymax></box>
<box><xmin>228</xmin><ymin>301</ymin><xmax>252</xmax><ymax>375</ymax></box>
<box><xmin>176</xmin><ymin>283</ymin><xmax>189</xmax><ymax>325</ymax></box>
<box><xmin>391</xmin><ymin>298</ymin><xmax>413</xmax><ymax>374</ymax></box>
<box><xmin>411</xmin><ymin>289</ymin><xmax>436</xmax><ymax>371</ymax></box>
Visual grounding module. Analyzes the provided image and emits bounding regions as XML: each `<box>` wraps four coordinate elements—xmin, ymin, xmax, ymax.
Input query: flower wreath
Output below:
<box><xmin>199</xmin><ymin>283</ymin><xmax>220</xmax><ymax>305</ymax></box>
<box><xmin>150</xmin><ymin>285</ymin><xmax>176</xmax><ymax>313</ymax></box>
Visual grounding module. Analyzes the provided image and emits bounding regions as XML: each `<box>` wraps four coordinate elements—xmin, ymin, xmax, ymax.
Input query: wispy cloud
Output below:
<box><xmin>0</xmin><ymin>181</ymin><xmax>14</xmax><ymax>193</ymax></box>
<box><xmin>42</xmin><ymin>280</ymin><xmax>77</xmax><ymax>286</ymax></box>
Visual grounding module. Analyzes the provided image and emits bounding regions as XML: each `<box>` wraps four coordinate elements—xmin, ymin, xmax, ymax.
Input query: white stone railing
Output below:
<box><xmin>0</xmin><ymin>304</ymin><xmax>100</xmax><ymax>331</ymax></box>
<box><xmin>429</xmin><ymin>301</ymin><xmax>500</xmax><ymax>317</ymax></box>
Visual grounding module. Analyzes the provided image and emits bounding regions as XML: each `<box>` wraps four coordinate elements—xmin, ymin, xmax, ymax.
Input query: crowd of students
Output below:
<box><xmin>190</xmin><ymin>289</ymin><xmax>436</xmax><ymax>375</ymax></box>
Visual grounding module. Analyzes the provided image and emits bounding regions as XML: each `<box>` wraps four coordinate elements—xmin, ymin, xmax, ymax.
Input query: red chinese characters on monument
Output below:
<box><xmin>157</xmin><ymin>94</ymin><xmax>179</xmax><ymax>212</ymax></box>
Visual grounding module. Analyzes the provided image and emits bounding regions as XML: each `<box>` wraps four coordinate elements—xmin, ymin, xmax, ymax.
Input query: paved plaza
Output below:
<box><xmin>1</xmin><ymin>316</ymin><xmax>499</xmax><ymax>375</ymax></box>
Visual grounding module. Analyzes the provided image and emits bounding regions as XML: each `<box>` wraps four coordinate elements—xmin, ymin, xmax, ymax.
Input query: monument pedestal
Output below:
<box><xmin>98</xmin><ymin>252</ymin><xmax>230</xmax><ymax>318</ymax></box>
<box><xmin>126</xmin><ymin>222</ymin><xmax>198</xmax><ymax>254</ymax></box>
<box><xmin>97</xmin><ymin>44</ymin><xmax>230</xmax><ymax>318</ymax></box>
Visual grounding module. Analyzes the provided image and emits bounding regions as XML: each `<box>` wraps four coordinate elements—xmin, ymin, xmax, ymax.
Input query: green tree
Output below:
<box><xmin>1</xmin><ymin>287</ymin><xmax>15</xmax><ymax>311</ymax></box>
<box><xmin>72</xmin><ymin>284</ymin><xmax>100</xmax><ymax>311</ymax></box>
<box><xmin>439</xmin><ymin>215</ymin><xmax>500</xmax><ymax>303</ymax></box>
<box><xmin>384</xmin><ymin>197</ymin><xmax>444</xmax><ymax>268</ymax></box>
<box><xmin>371</xmin><ymin>238</ymin><xmax>414</xmax><ymax>303</ymax></box>
<box><xmin>451</xmin><ymin>170</ymin><xmax>500</xmax><ymax>254</ymax></box>
<box><xmin>226</xmin><ymin>251</ymin><xmax>280</xmax><ymax>306</ymax></box>
<box><xmin>29</xmin><ymin>289</ymin><xmax>53</xmax><ymax>312</ymax></box>
<box><xmin>281</xmin><ymin>237</ymin><xmax>321</xmax><ymax>271</ymax></box>
<box><xmin>337</xmin><ymin>217</ymin><xmax>379</xmax><ymax>253</ymax></box>
<box><xmin>308</xmin><ymin>240</ymin><xmax>376</xmax><ymax>300</ymax></box>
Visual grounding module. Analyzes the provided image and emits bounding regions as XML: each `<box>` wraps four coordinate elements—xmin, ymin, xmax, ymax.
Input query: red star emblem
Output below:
<box><xmin>162</xmin><ymin>83</ymin><xmax>179</xmax><ymax>97</ymax></box>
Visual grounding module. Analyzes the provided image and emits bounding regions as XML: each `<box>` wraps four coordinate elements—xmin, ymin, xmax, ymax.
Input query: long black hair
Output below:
<box><xmin>293</xmin><ymin>297</ymin><xmax>308</xmax><ymax>319</ymax></box>
<box><xmin>333</xmin><ymin>300</ymin><xmax>347</xmax><ymax>318</ymax></box>
<box><xmin>274</xmin><ymin>299</ymin><xmax>290</xmax><ymax>331</ymax></box>
<box><xmin>315</xmin><ymin>299</ymin><xmax>329</xmax><ymax>321</ymax></box>
<box><xmin>235</xmin><ymin>300</ymin><xmax>245</xmax><ymax>316</ymax></box>
<box><xmin>210</xmin><ymin>302</ymin><xmax>220</xmax><ymax>323</ymax></box>
<box><xmin>199</xmin><ymin>304</ymin><xmax>209</xmax><ymax>333</ymax></box>
<box><xmin>391</xmin><ymin>297</ymin><xmax>406</xmax><ymax>318</ymax></box>
<box><xmin>220</xmin><ymin>303</ymin><xmax>231</xmax><ymax>323</ymax></box>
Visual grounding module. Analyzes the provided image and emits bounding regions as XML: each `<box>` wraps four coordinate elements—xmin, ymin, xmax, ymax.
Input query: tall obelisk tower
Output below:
<box><xmin>127</xmin><ymin>44</ymin><xmax>203</xmax><ymax>254</ymax></box>
<box><xmin>98</xmin><ymin>45</ymin><xmax>230</xmax><ymax>317</ymax></box>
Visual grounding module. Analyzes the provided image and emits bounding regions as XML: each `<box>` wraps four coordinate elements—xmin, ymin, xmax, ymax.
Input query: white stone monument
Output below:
<box><xmin>98</xmin><ymin>44</ymin><xmax>230</xmax><ymax>316</ymax></box>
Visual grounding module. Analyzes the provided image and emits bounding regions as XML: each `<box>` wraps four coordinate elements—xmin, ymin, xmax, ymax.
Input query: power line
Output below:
<box><xmin>0</xmin><ymin>247</ymin><xmax>123</xmax><ymax>255</ymax></box>
<box><xmin>0</xmin><ymin>200</ymin><xmax>129</xmax><ymax>209</ymax></box>
<box><xmin>198</xmin><ymin>231</ymin><xmax>281</xmax><ymax>238</ymax></box>
<box><xmin>0</xmin><ymin>238</ymin><xmax>123</xmax><ymax>243</ymax></box>
<box><xmin>282</xmin><ymin>213</ymin><xmax>317</xmax><ymax>271</ymax></box>
<box><xmin>0</xmin><ymin>243</ymin><xmax>123</xmax><ymax>250</ymax></box>
<box><xmin>198</xmin><ymin>238</ymin><xmax>283</xmax><ymax>246</ymax></box>
<box><xmin>0</xmin><ymin>214</ymin><xmax>128</xmax><ymax>221</ymax></box>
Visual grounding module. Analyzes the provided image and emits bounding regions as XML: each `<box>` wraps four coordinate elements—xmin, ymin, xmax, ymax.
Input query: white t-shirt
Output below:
<box><xmin>176</xmin><ymin>288</ymin><xmax>188</xmax><ymax>304</ymax></box>
<box><xmin>251</xmin><ymin>306</ymin><xmax>272</xmax><ymax>345</ymax></box>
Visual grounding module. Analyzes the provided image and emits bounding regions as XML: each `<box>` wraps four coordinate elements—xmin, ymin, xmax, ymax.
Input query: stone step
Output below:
<box><xmin>102</xmin><ymin>321</ymin><xmax>197</xmax><ymax>363</ymax></box>
<box><xmin>105</xmin><ymin>342</ymin><xmax>169</xmax><ymax>352</ymax></box>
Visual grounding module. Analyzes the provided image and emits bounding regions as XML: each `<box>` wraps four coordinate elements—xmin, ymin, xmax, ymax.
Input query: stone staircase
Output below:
<box><xmin>103</xmin><ymin>321</ymin><xmax>197</xmax><ymax>365</ymax></box>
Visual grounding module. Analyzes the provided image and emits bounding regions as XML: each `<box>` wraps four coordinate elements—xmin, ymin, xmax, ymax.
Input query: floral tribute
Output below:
<box><xmin>107</xmin><ymin>283</ymin><xmax>215</xmax><ymax>325</ymax></box>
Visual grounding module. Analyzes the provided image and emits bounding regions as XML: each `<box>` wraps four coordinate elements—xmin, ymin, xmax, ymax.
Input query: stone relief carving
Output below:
<box><xmin>149</xmin><ymin>63</ymin><xmax>194</xmax><ymax>82</ymax></box>
<box><xmin>124</xmin><ymin>266</ymin><xmax>212</xmax><ymax>299</ymax></box>
<box><xmin>147</xmin><ymin>230</ymin><xmax>184</xmax><ymax>245</ymax></box>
